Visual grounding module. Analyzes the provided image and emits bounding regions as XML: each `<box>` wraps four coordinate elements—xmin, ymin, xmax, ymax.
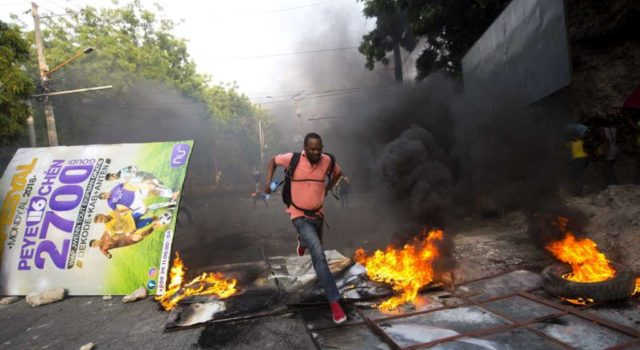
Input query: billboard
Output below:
<box><xmin>0</xmin><ymin>141</ymin><xmax>193</xmax><ymax>295</ymax></box>
<box><xmin>462</xmin><ymin>0</ymin><xmax>571</xmax><ymax>105</ymax></box>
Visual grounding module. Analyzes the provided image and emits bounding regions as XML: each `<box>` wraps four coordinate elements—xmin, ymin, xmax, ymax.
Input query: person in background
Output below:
<box><xmin>565</xmin><ymin>124</ymin><xmax>589</xmax><ymax>196</ymax></box>
<box><xmin>252</xmin><ymin>182</ymin><xmax>269</xmax><ymax>208</ymax></box>
<box><xmin>598</xmin><ymin>119</ymin><xmax>621</xmax><ymax>186</ymax></box>
<box><xmin>337</xmin><ymin>175</ymin><xmax>351</xmax><ymax>208</ymax></box>
<box><xmin>253</xmin><ymin>168</ymin><xmax>262</xmax><ymax>183</ymax></box>
<box><xmin>628</xmin><ymin>112</ymin><xmax>640</xmax><ymax>184</ymax></box>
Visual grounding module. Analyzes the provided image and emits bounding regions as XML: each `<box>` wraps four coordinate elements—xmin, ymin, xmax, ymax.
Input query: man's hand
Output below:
<box><xmin>264</xmin><ymin>156</ymin><xmax>277</xmax><ymax>195</ymax></box>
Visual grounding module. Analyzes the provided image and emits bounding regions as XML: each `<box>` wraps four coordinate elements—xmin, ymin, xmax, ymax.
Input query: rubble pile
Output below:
<box><xmin>568</xmin><ymin>184</ymin><xmax>640</xmax><ymax>272</ymax></box>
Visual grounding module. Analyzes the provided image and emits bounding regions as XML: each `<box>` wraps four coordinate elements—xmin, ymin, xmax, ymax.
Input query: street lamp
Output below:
<box><xmin>47</xmin><ymin>47</ymin><xmax>94</xmax><ymax>76</ymax></box>
<box><xmin>30</xmin><ymin>2</ymin><xmax>100</xmax><ymax>147</ymax></box>
<box><xmin>33</xmin><ymin>47</ymin><xmax>95</xmax><ymax>146</ymax></box>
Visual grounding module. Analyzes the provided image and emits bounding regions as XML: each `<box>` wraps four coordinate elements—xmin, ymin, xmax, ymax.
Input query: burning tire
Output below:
<box><xmin>542</xmin><ymin>262</ymin><xmax>636</xmax><ymax>303</ymax></box>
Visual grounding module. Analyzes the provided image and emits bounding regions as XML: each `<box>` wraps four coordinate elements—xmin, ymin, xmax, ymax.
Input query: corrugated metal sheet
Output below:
<box><xmin>462</xmin><ymin>0</ymin><xmax>571</xmax><ymax>105</ymax></box>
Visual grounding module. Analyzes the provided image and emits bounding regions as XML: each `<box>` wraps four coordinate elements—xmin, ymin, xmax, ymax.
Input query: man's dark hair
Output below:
<box><xmin>304</xmin><ymin>132</ymin><xmax>322</xmax><ymax>146</ymax></box>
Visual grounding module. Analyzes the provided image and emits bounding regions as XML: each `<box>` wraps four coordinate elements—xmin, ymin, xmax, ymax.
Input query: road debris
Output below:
<box><xmin>122</xmin><ymin>287</ymin><xmax>147</xmax><ymax>303</ymax></box>
<box><xmin>25</xmin><ymin>288</ymin><xmax>66</xmax><ymax>307</ymax></box>
<box><xmin>0</xmin><ymin>297</ymin><xmax>20</xmax><ymax>305</ymax></box>
<box><xmin>166</xmin><ymin>301</ymin><xmax>226</xmax><ymax>328</ymax></box>
<box><xmin>79</xmin><ymin>342</ymin><xmax>94</xmax><ymax>350</ymax></box>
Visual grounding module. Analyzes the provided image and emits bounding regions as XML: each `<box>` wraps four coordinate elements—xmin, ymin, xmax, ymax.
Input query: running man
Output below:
<box><xmin>264</xmin><ymin>132</ymin><xmax>346</xmax><ymax>324</ymax></box>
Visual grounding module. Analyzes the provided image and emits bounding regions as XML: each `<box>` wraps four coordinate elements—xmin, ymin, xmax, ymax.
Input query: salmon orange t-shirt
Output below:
<box><xmin>275</xmin><ymin>151</ymin><xmax>341</xmax><ymax>219</ymax></box>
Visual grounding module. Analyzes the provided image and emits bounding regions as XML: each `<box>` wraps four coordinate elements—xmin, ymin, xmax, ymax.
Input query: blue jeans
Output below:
<box><xmin>292</xmin><ymin>217</ymin><xmax>341</xmax><ymax>302</ymax></box>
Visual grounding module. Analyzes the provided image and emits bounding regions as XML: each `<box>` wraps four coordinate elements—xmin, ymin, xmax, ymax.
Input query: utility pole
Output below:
<box><xmin>32</xmin><ymin>2</ymin><xmax>58</xmax><ymax>146</ymax></box>
<box><xmin>393</xmin><ymin>41</ymin><xmax>403</xmax><ymax>82</ymax></box>
<box><xmin>26</xmin><ymin>102</ymin><xmax>36</xmax><ymax>147</ymax></box>
<box><xmin>258</xmin><ymin>120</ymin><xmax>264</xmax><ymax>164</ymax></box>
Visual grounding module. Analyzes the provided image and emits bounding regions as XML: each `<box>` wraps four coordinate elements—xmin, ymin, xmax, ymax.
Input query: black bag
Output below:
<box><xmin>281</xmin><ymin>152</ymin><xmax>301</xmax><ymax>207</ymax></box>
<box><xmin>281</xmin><ymin>152</ymin><xmax>335</xmax><ymax>213</ymax></box>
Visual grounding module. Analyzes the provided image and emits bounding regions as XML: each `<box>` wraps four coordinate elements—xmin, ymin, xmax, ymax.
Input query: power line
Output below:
<box><xmin>40</xmin><ymin>12</ymin><xmax>72</xmax><ymax>18</ymax></box>
<box><xmin>246</xmin><ymin>89</ymin><xmax>308</xmax><ymax>96</ymax></box>
<box><xmin>212</xmin><ymin>0</ymin><xmax>344</xmax><ymax>18</ymax></box>
<box><xmin>203</xmin><ymin>46</ymin><xmax>359</xmax><ymax>62</ymax></box>
<box><xmin>251</xmin><ymin>93</ymin><xmax>304</xmax><ymax>100</ymax></box>
<box><xmin>250</xmin><ymin>82</ymin><xmax>393</xmax><ymax>101</ymax></box>
<box><xmin>42</xmin><ymin>0</ymin><xmax>67</xmax><ymax>12</ymax></box>
<box><xmin>98</xmin><ymin>83</ymin><xmax>394</xmax><ymax>111</ymax></box>
<box><xmin>307</xmin><ymin>115</ymin><xmax>341</xmax><ymax>121</ymax></box>
<box><xmin>64</xmin><ymin>0</ymin><xmax>83</xmax><ymax>9</ymax></box>
<box><xmin>40</xmin><ymin>0</ymin><xmax>82</xmax><ymax>10</ymax></box>
<box><xmin>256</xmin><ymin>82</ymin><xmax>395</xmax><ymax>105</ymax></box>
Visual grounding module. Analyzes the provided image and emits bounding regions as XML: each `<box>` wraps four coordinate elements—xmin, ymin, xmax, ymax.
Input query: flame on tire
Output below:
<box><xmin>545</xmin><ymin>217</ymin><xmax>615</xmax><ymax>283</ymax></box>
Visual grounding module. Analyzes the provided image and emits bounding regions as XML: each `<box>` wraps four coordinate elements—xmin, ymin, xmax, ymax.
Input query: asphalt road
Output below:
<box><xmin>0</xmin><ymin>295</ymin><xmax>317</xmax><ymax>349</ymax></box>
<box><xmin>0</xmin><ymin>191</ymin><xmax>547</xmax><ymax>349</ymax></box>
<box><xmin>0</xmin><ymin>192</ymin><xmax>380</xmax><ymax>350</ymax></box>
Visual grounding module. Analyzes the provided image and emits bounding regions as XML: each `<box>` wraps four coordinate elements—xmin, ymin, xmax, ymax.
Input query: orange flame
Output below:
<box><xmin>355</xmin><ymin>229</ymin><xmax>443</xmax><ymax>311</ymax></box>
<box><xmin>155</xmin><ymin>252</ymin><xmax>238</xmax><ymax>311</ymax></box>
<box><xmin>561</xmin><ymin>297</ymin><xmax>594</xmax><ymax>305</ymax></box>
<box><xmin>545</xmin><ymin>217</ymin><xmax>615</xmax><ymax>283</ymax></box>
<box><xmin>635</xmin><ymin>277</ymin><xmax>640</xmax><ymax>295</ymax></box>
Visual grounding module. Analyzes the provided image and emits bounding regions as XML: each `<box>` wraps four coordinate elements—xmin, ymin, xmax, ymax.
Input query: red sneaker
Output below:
<box><xmin>296</xmin><ymin>237</ymin><xmax>306</xmax><ymax>256</ymax></box>
<box><xmin>330</xmin><ymin>302</ymin><xmax>347</xmax><ymax>324</ymax></box>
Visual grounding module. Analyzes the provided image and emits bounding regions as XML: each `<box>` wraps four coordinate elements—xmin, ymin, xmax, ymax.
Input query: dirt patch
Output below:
<box><xmin>452</xmin><ymin>185</ymin><xmax>640</xmax><ymax>283</ymax></box>
<box><xmin>567</xmin><ymin>184</ymin><xmax>640</xmax><ymax>272</ymax></box>
<box><xmin>452</xmin><ymin>214</ymin><xmax>551</xmax><ymax>283</ymax></box>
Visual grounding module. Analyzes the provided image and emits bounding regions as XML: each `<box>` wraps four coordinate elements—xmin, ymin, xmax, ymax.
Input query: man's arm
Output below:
<box><xmin>264</xmin><ymin>156</ymin><xmax>278</xmax><ymax>194</ymax></box>
<box><xmin>326</xmin><ymin>170</ymin><xmax>342</xmax><ymax>196</ymax></box>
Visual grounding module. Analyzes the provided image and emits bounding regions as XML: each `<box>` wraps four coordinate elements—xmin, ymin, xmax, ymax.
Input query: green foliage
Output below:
<box><xmin>407</xmin><ymin>0</ymin><xmax>509</xmax><ymax>78</ymax></box>
<box><xmin>39</xmin><ymin>1</ymin><xmax>206</xmax><ymax>96</ymax></box>
<box><xmin>8</xmin><ymin>1</ymin><xmax>280</xmax><ymax>177</ymax></box>
<box><xmin>358</xmin><ymin>0</ymin><xmax>416</xmax><ymax>80</ymax></box>
<box><xmin>0</xmin><ymin>20</ymin><xmax>34</xmax><ymax>145</ymax></box>
<box><xmin>359</xmin><ymin>0</ymin><xmax>509</xmax><ymax>79</ymax></box>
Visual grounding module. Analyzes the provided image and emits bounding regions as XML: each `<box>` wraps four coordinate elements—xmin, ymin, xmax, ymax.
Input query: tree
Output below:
<box><xmin>36</xmin><ymin>2</ymin><xmax>206</xmax><ymax>97</ymax></box>
<box><xmin>0</xmin><ymin>20</ymin><xmax>34</xmax><ymax>145</ymax></box>
<box><xmin>359</xmin><ymin>0</ymin><xmax>509</xmax><ymax>80</ymax></box>
<box><xmin>10</xmin><ymin>1</ymin><xmax>280</xmax><ymax>184</ymax></box>
<box><xmin>358</xmin><ymin>0</ymin><xmax>417</xmax><ymax>82</ymax></box>
<box><xmin>407</xmin><ymin>0</ymin><xmax>509</xmax><ymax>79</ymax></box>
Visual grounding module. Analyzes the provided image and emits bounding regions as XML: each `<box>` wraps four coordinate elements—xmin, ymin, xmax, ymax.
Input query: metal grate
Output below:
<box><xmin>306</xmin><ymin>270</ymin><xmax>640</xmax><ymax>350</ymax></box>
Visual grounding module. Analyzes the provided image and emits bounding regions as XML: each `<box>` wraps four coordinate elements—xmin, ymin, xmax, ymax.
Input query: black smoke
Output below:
<box><xmin>377</xmin><ymin>125</ymin><xmax>453</xmax><ymax>226</ymax></box>
<box><xmin>312</xmin><ymin>72</ymin><xmax>578</xmax><ymax>251</ymax></box>
<box><xmin>50</xmin><ymin>79</ymin><xmax>255</xmax><ymax>188</ymax></box>
<box><xmin>526</xmin><ymin>203</ymin><xmax>590</xmax><ymax>249</ymax></box>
